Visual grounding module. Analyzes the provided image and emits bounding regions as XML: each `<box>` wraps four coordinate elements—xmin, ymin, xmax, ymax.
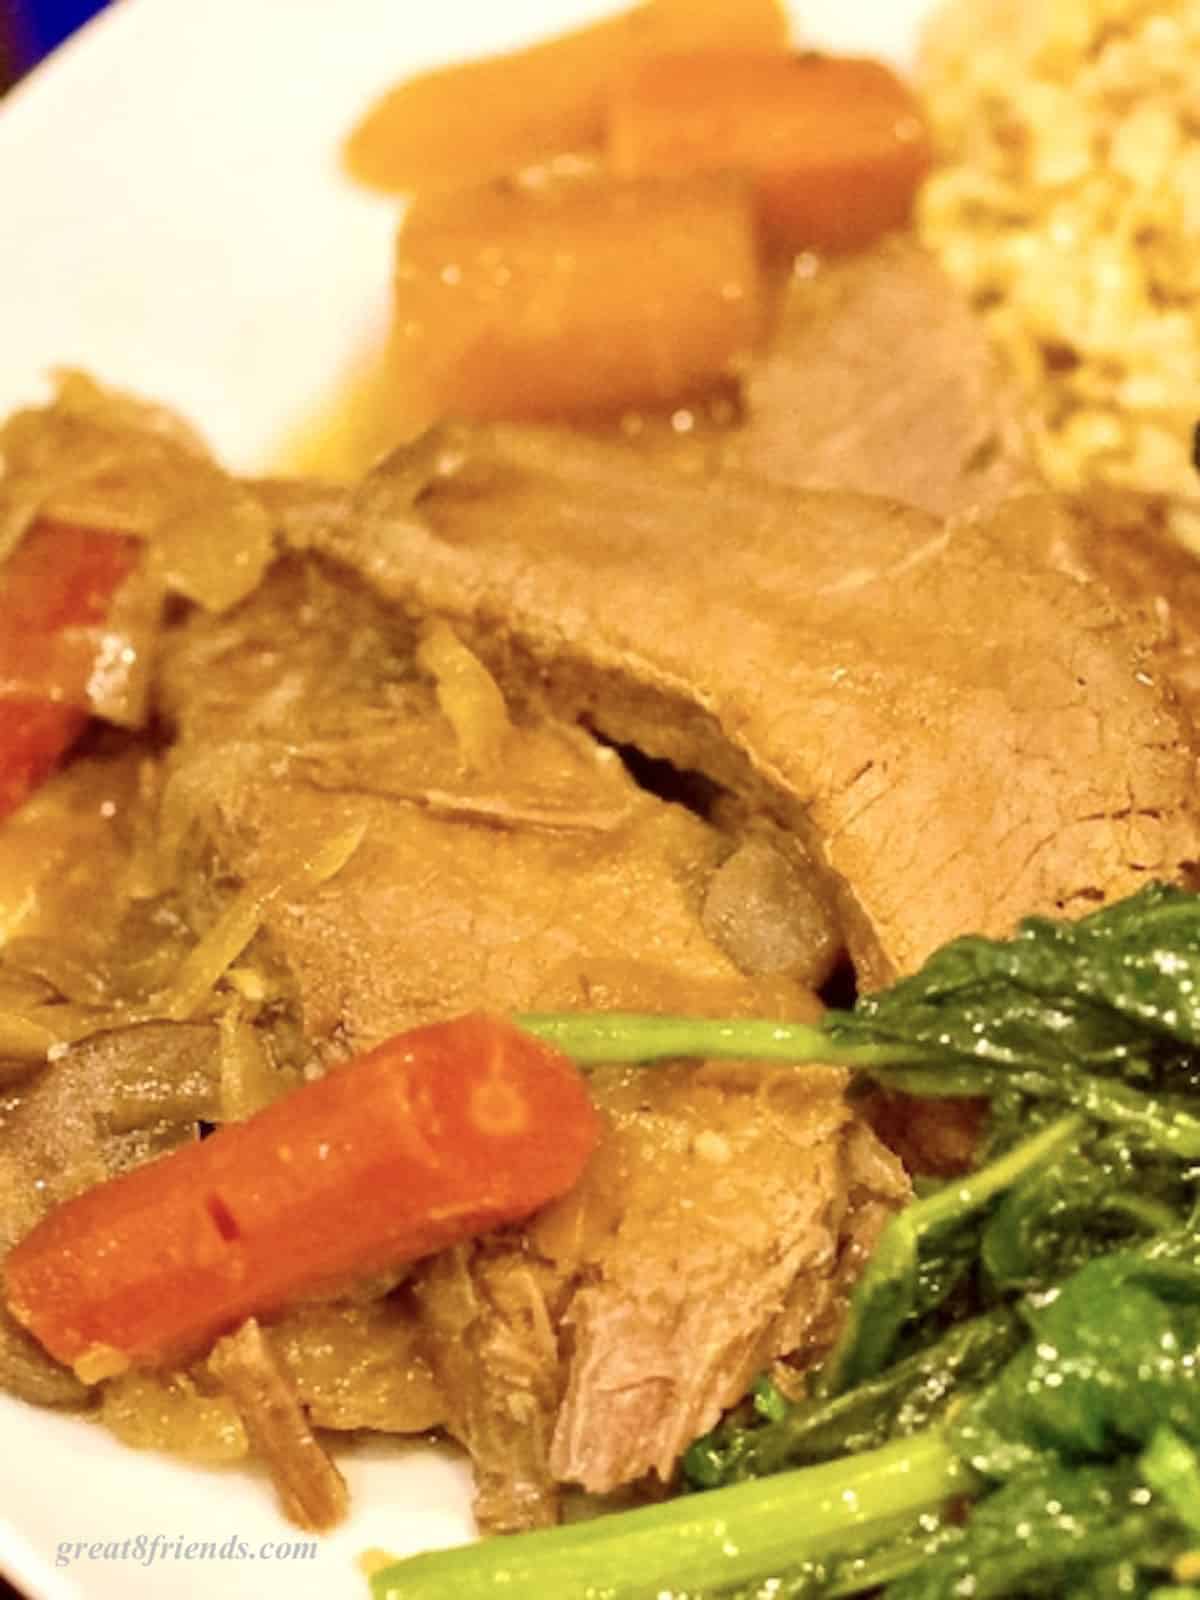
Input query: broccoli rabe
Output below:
<box><xmin>373</xmin><ymin>884</ymin><xmax>1200</xmax><ymax>1600</ymax></box>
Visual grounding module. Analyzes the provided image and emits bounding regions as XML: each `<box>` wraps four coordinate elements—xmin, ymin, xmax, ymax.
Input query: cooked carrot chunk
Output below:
<box><xmin>0</xmin><ymin>522</ymin><xmax>139</xmax><ymax>820</ymax></box>
<box><xmin>344</xmin><ymin>0</ymin><xmax>788</xmax><ymax>190</ymax></box>
<box><xmin>0</xmin><ymin>701</ymin><xmax>89</xmax><ymax>824</ymax></box>
<box><xmin>3</xmin><ymin>1014</ymin><xmax>600</xmax><ymax>1373</ymax></box>
<box><xmin>387</xmin><ymin>170</ymin><xmax>764</xmax><ymax>428</ymax></box>
<box><xmin>607</xmin><ymin>51</ymin><xmax>933</xmax><ymax>253</ymax></box>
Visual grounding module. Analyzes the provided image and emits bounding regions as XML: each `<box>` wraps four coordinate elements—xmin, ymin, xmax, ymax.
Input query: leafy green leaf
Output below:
<box><xmin>685</xmin><ymin>1308</ymin><xmax>1022</xmax><ymax>1490</ymax></box>
<box><xmin>1141</xmin><ymin>1427</ymin><xmax>1200</xmax><ymax>1539</ymax></box>
<box><xmin>834</xmin><ymin>884</ymin><xmax>1200</xmax><ymax>1075</ymax></box>
<box><xmin>955</xmin><ymin>1253</ymin><xmax>1200</xmax><ymax>1478</ymax></box>
<box><xmin>882</xmin><ymin>1458</ymin><xmax>1179</xmax><ymax>1600</ymax></box>
<box><xmin>819</xmin><ymin>1117</ymin><xmax>1080</xmax><ymax>1395</ymax></box>
<box><xmin>982</xmin><ymin>1146</ymin><xmax>1183</xmax><ymax>1292</ymax></box>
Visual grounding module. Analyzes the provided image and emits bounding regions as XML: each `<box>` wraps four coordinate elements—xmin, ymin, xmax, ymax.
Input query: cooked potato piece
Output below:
<box><xmin>388</xmin><ymin>170</ymin><xmax>764</xmax><ymax>428</ymax></box>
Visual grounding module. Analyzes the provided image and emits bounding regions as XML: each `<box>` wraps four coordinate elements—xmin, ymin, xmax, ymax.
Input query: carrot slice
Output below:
<box><xmin>0</xmin><ymin>700</ymin><xmax>90</xmax><ymax>823</ymax></box>
<box><xmin>387</xmin><ymin>170</ymin><xmax>764</xmax><ymax>428</ymax></box>
<box><xmin>3</xmin><ymin>1014</ymin><xmax>600</xmax><ymax>1374</ymax></box>
<box><xmin>607</xmin><ymin>51</ymin><xmax>933</xmax><ymax>253</ymax></box>
<box><xmin>0</xmin><ymin>522</ymin><xmax>139</xmax><ymax>820</ymax></box>
<box><xmin>344</xmin><ymin>0</ymin><xmax>788</xmax><ymax>191</ymax></box>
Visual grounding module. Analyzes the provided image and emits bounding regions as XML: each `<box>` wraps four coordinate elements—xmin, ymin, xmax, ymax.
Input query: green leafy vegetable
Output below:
<box><xmin>370</xmin><ymin>1430</ymin><xmax>972</xmax><ymax>1600</ymax></box>
<box><xmin>883</xmin><ymin>1457</ymin><xmax>1177</xmax><ymax>1600</ymax></box>
<box><xmin>1141</xmin><ymin>1427</ymin><xmax>1200</xmax><ymax>1540</ymax></box>
<box><xmin>981</xmin><ymin>1142</ymin><xmax>1183</xmax><ymax>1292</ymax></box>
<box><xmin>686</xmin><ymin>1306</ymin><xmax>1022</xmax><ymax>1488</ymax></box>
<box><xmin>376</xmin><ymin>884</ymin><xmax>1200</xmax><ymax>1599</ymax></box>
<box><xmin>819</xmin><ymin>1115</ymin><xmax>1080</xmax><ymax>1395</ymax></box>
<box><xmin>954</xmin><ymin>1252</ymin><xmax>1200</xmax><ymax>1477</ymax></box>
<box><xmin>838</xmin><ymin>880</ymin><xmax>1200</xmax><ymax>1067</ymax></box>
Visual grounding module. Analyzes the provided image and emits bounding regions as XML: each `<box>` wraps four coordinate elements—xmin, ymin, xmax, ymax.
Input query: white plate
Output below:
<box><xmin>0</xmin><ymin>3</ymin><xmax>937</xmax><ymax>1597</ymax></box>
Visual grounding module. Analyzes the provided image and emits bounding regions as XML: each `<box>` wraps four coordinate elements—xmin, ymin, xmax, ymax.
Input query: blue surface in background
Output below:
<box><xmin>12</xmin><ymin>0</ymin><xmax>109</xmax><ymax>66</ymax></box>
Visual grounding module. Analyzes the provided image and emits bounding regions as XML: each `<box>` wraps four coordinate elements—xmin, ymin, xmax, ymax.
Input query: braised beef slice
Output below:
<box><xmin>726</xmin><ymin>236</ymin><xmax>1038</xmax><ymax>518</ymax></box>
<box><xmin>540</xmin><ymin>1060</ymin><xmax>907</xmax><ymax>1493</ymax></box>
<box><xmin>292</xmin><ymin>426</ymin><xmax>1200</xmax><ymax>986</ymax></box>
<box><xmin>1048</xmin><ymin>491</ymin><xmax>1200</xmax><ymax>728</ymax></box>
<box><xmin>154</xmin><ymin>555</ymin><xmax>909</xmax><ymax>1521</ymax></box>
<box><xmin>158</xmin><ymin>558</ymin><xmax>822</xmax><ymax>1057</ymax></box>
<box><xmin>412</xmin><ymin>1059</ymin><xmax>908</xmax><ymax>1528</ymax></box>
<box><xmin>563</xmin><ymin>238</ymin><xmax>1034</xmax><ymax>519</ymax></box>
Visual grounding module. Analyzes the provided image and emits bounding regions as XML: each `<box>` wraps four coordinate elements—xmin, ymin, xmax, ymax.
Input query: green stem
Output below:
<box><xmin>1141</xmin><ymin>1427</ymin><xmax>1200</xmax><ymax>1539</ymax></box>
<box><xmin>370</xmin><ymin>1430</ymin><xmax>972</xmax><ymax>1600</ymax></box>
<box><xmin>824</xmin><ymin>1515</ymin><xmax>963</xmax><ymax>1598</ymax></box>
<box><xmin>516</xmin><ymin>1011</ymin><xmax>921</xmax><ymax>1069</ymax></box>
<box><xmin>897</xmin><ymin>1113</ymin><xmax>1082</xmax><ymax>1234</ymax></box>
<box><xmin>1006</xmin><ymin>1068</ymin><xmax>1200</xmax><ymax>1158</ymax></box>
<box><xmin>710</xmin><ymin>1307</ymin><xmax>1022</xmax><ymax>1484</ymax></box>
<box><xmin>518</xmin><ymin>1012</ymin><xmax>1200</xmax><ymax>1157</ymax></box>
<box><xmin>817</xmin><ymin>1115</ymin><xmax>1081</xmax><ymax>1397</ymax></box>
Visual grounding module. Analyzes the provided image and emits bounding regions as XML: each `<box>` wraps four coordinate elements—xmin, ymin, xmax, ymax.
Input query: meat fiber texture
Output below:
<box><xmin>415</xmin><ymin>1059</ymin><xmax>907</xmax><ymax>1528</ymax></box>
<box><xmin>153</xmin><ymin>554</ymin><xmax>907</xmax><ymax>1521</ymax></box>
<box><xmin>727</xmin><ymin>235</ymin><xmax>1039</xmax><ymax>518</ymax></box>
<box><xmin>157</xmin><ymin>557</ymin><xmax>819</xmax><ymax>1057</ymax></box>
<box><xmin>1055</xmin><ymin>490</ymin><xmax>1200</xmax><ymax>730</ymax></box>
<box><xmin>577</xmin><ymin>237</ymin><xmax>1037</xmax><ymax>522</ymax></box>
<box><xmin>289</xmin><ymin>426</ymin><xmax>1200</xmax><ymax>989</ymax></box>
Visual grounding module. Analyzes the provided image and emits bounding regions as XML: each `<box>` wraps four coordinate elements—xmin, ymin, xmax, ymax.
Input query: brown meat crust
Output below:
<box><xmin>1056</xmin><ymin>490</ymin><xmax>1200</xmax><ymax>728</ymax></box>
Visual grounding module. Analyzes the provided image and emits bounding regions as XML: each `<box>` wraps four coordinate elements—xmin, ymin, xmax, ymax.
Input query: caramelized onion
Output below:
<box><xmin>82</xmin><ymin>561</ymin><xmax>162</xmax><ymax>727</ymax></box>
<box><xmin>0</xmin><ymin>372</ymin><xmax>274</xmax><ymax>613</ymax></box>
<box><xmin>155</xmin><ymin>818</ymin><xmax>368</xmax><ymax>1022</ymax></box>
<box><xmin>100</xmin><ymin>1369</ymin><xmax>248</xmax><ymax>1462</ymax></box>
<box><xmin>0</xmin><ymin>1013</ymin><xmax>60</xmax><ymax>1069</ymax></box>
<box><xmin>417</xmin><ymin>618</ymin><xmax>511</xmax><ymax>771</ymax></box>
<box><xmin>217</xmin><ymin>1005</ymin><xmax>293</xmax><ymax>1122</ymax></box>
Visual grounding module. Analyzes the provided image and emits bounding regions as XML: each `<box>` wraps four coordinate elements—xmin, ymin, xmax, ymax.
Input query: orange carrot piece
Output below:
<box><xmin>387</xmin><ymin>170</ymin><xmax>764</xmax><ymax>428</ymax></box>
<box><xmin>0</xmin><ymin>701</ymin><xmax>90</xmax><ymax>823</ymax></box>
<box><xmin>607</xmin><ymin>51</ymin><xmax>933</xmax><ymax>253</ymax></box>
<box><xmin>344</xmin><ymin>0</ymin><xmax>788</xmax><ymax>191</ymax></box>
<box><xmin>4</xmin><ymin>1014</ymin><xmax>600</xmax><ymax>1373</ymax></box>
<box><xmin>0</xmin><ymin>522</ymin><xmax>139</xmax><ymax>820</ymax></box>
